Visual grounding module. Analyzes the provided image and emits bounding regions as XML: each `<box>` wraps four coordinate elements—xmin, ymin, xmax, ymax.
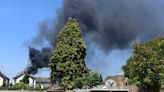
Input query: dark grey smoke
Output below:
<box><xmin>27</xmin><ymin>47</ymin><xmax>52</xmax><ymax>74</ymax></box>
<box><xmin>31</xmin><ymin>20</ymin><xmax>56</xmax><ymax>47</ymax></box>
<box><xmin>33</xmin><ymin>0</ymin><xmax>164</xmax><ymax>50</ymax></box>
<box><xmin>28</xmin><ymin>0</ymin><xmax>164</xmax><ymax>75</ymax></box>
<box><xmin>60</xmin><ymin>0</ymin><xmax>164</xmax><ymax>51</ymax></box>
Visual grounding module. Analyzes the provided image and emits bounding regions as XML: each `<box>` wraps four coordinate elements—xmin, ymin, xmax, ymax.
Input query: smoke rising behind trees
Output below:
<box><xmin>27</xmin><ymin>0</ymin><xmax>164</xmax><ymax>76</ymax></box>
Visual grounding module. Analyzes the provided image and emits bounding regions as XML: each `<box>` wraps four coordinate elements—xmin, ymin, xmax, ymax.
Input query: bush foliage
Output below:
<box><xmin>123</xmin><ymin>36</ymin><xmax>164</xmax><ymax>92</ymax></box>
<box><xmin>10</xmin><ymin>82</ymin><xmax>27</xmax><ymax>90</ymax></box>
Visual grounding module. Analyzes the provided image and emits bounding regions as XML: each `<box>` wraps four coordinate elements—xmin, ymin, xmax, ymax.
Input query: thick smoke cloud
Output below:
<box><xmin>28</xmin><ymin>0</ymin><xmax>164</xmax><ymax>75</ymax></box>
<box><xmin>27</xmin><ymin>47</ymin><xmax>51</xmax><ymax>74</ymax></box>
<box><xmin>33</xmin><ymin>0</ymin><xmax>164</xmax><ymax>50</ymax></box>
<box><xmin>59</xmin><ymin>0</ymin><xmax>164</xmax><ymax>51</ymax></box>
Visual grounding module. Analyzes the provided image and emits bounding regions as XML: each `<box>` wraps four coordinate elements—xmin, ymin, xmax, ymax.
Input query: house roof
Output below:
<box><xmin>105</xmin><ymin>74</ymin><xmax>124</xmax><ymax>81</ymax></box>
<box><xmin>0</xmin><ymin>71</ymin><xmax>9</xmax><ymax>80</ymax></box>
<box><xmin>13</xmin><ymin>71</ymin><xmax>35</xmax><ymax>79</ymax></box>
<box><xmin>35</xmin><ymin>77</ymin><xmax>51</xmax><ymax>83</ymax></box>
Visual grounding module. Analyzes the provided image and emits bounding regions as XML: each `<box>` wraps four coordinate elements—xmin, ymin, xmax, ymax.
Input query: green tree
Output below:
<box><xmin>21</xmin><ymin>73</ymin><xmax>29</xmax><ymax>84</ymax></box>
<box><xmin>49</xmin><ymin>18</ymin><xmax>101</xmax><ymax>90</ymax></box>
<box><xmin>73</xmin><ymin>71</ymin><xmax>102</xmax><ymax>89</ymax></box>
<box><xmin>123</xmin><ymin>36</ymin><xmax>164</xmax><ymax>92</ymax></box>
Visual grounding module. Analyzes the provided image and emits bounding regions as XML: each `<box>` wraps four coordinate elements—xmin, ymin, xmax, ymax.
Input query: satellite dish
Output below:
<box><xmin>105</xmin><ymin>79</ymin><xmax>116</xmax><ymax>88</ymax></box>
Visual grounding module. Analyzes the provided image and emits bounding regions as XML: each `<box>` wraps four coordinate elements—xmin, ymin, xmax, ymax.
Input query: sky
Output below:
<box><xmin>2</xmin><ymin>0</ymin><xmax>162</xmax><ymax>80</ymax></box>
<box><xmin>0</xmin><ymin>0</ymin><xmax>62</xmax><ymax>79</ymax></box>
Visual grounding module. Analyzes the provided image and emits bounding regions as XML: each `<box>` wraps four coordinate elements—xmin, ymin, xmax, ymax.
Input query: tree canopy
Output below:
<box><xmin>123</xmin><ymin>36</ymin><xmax>164</xmax><ymax>92</ymax></box>
<box><xmin>49</xmin><ymin>18</ymin><xmax>101</xmax><ymax>90</ymax></box>
<box><xmin>21</xmin><ymin>73</ymin><xmax>29</xmax><ymax>84</ymax></box>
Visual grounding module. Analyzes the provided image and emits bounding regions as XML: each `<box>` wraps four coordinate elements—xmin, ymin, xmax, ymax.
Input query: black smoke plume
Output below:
<box><xmin>27</xmin><ymin>47</ymin><xmax>52</xmax><ymax>74</ymax></box>
<box><xmin>28</xmin><ymin>0</ymin><xmax>164</xmax><ymax>75</ymax></box>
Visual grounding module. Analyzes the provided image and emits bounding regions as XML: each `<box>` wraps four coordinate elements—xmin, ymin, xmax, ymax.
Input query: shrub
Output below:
<box><xmin>35</xmin><ymin>84</ymin><xmax>45</xmax><ymax>91</ymax></box>
<box><xmin>10</xmin><ymin>82</ymin><xmax>28</xmax><ymax>90</ymax></box>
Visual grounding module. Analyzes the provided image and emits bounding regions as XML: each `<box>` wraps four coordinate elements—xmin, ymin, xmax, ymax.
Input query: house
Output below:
<box><xmin>13</xmin><ymin>71</ymin><xmax>36</xmax><ymax>87</ymax></box>
<box><xmin>105</xmin><ymin>73</ymin><xmax>139</xmax><ymax>92</ymax></box>
<box><xmin>0</xmin><ymin>71</ymin><xmax>9</xmax><ymax>87</ymax></box>
<box><xmin>105</xmin><ymin>73</ymin><xmax>128</xmax><ymax>88</ymax></box>
<box><xmin>35</xmin><ymin>77</ymin><xmax>51</xmax><ymax>89</ymax></box>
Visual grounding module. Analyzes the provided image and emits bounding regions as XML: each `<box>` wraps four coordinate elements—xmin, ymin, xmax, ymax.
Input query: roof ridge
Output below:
<box><xmin>0</xmin><ymin>71</ymin><xmax>9</xmax><ymax>79</ymax></box>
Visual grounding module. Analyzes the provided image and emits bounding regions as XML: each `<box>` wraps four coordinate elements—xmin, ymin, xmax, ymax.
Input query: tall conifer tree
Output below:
<box><xmin>49</xmin><ymin>18</ymin><xmax>92</xmax><ymax>90</ymax></box>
